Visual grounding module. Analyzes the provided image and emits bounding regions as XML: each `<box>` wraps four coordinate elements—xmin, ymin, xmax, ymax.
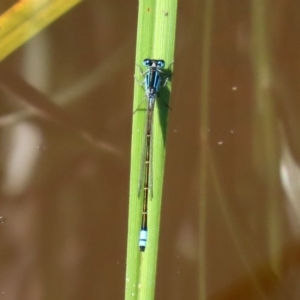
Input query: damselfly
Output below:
<box><xmin>136</xmin><ymin>58</ymin><xmax>166</xmax><ymax>251</ymax></box>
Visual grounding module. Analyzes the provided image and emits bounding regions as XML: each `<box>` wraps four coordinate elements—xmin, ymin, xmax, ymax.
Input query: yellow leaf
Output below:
<box><xmin>0</xmin><ymin>0</ymin><xmax>82</xmax><ymax>61</ymax></box>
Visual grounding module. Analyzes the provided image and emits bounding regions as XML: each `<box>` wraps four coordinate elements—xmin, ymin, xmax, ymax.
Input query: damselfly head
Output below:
<box><xmin>143</xmin><ymin>59</ymin><xmax>165</xmax><ymax>69</ymax></box>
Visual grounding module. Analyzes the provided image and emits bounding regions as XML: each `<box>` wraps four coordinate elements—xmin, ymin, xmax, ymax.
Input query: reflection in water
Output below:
<box><xmin>280</xmin><ymin>128</ymin><xmax>300</xmax><ymax>236</ymax></box>
<box><xmin>2</xmin><ymin>121</ymin><xmax>43</xmax><ymax>196</ymax></box>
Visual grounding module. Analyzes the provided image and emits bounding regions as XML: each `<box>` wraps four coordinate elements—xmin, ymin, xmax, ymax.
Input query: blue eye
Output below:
<box><xmin>143</xmin><ymin>59</ymin><xmax>151</xmax><ymax>66</ymax></box>
<box><xmin>157</xmin><ymin>60</ymin><xmax>165</xmax><ymax>68</ymax></box>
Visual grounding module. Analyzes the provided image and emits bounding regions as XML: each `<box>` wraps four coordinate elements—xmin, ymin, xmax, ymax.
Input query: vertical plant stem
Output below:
<box><xmin>125</xmin><ymin>1</ymin><xmax>178</xmax><ymax>300</ymax></box>
<box><xmin>198</xmin><ymin>1</ymin><xmax>213</xmax><ymax>299</ymax></box>
<box><xmin>251</xmin><ymin>0</ymin><xmax>281</xmax><ymax>275</ymax></box>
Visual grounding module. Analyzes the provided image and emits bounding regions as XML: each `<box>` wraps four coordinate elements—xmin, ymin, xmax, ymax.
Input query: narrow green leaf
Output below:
<box><xmin>125</xmin><ymin>0</ymin><xmax>178</xmax><ymax>300</ymax></box>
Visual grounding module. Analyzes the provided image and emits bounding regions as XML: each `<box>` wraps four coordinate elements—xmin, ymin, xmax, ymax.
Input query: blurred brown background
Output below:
<box><xmin>0</xmin><ymin>0</ymin><xmax>300</xmax><ymax>299</ymax></box>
